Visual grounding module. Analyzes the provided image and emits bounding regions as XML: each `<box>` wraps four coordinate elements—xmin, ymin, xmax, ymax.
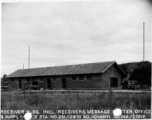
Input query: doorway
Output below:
<box><xmin>110</xmin><ymin>77</ymin><xmax>118</xmax><ymax>88</ymax></box>
<box><xmin>19</xmin><ymin>80</ymin><xmax>22</xmax><ymax>89</ymax></box>
<box><xmin>62</xmin><ymin>78</ymin><xmax>66</xmax><ymax>89</ymax></box>
<box><xmin>47</xmin><ymin>79</ymin><xmax>51</xmax><ymax>89</ymax></box>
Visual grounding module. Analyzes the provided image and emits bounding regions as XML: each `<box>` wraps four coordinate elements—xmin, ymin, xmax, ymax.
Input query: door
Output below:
<box><xmin>47</xmin><ymin>79</ymin><xmax>51</xmax><ymax>89</ymax></box>
<box><xmin>19</xmin><ymin>80</ymin><xmax>22</xmax><ymax>89</ymax></box>
<box><xmin>62</xmin><ymin>78</ymin><xmax>66</xmax><ymax>89</ymax></box>
<box><xmin>110</xmin><ymin>77</ymin><xmax>118</xmax><ymax>88</ymax></box>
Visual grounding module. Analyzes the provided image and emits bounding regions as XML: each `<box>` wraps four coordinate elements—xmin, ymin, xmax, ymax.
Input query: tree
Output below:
<box><xmin>1</xmin><ymin>74</ymin><xmax>7</xmax><ymax>82</ymax></box>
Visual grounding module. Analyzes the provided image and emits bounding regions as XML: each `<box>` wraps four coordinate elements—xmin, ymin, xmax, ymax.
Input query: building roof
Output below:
<box><xmin>7</xmin><ymin>61</ymin><xmax>126</xmax><ymax>78</ymax></box>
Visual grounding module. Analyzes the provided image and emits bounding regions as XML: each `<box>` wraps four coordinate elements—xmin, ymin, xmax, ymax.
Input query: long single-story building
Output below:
<box><xmin>6</xmin><ymin>61</ymin><xmax>126</xmax><ymax>90</ymax></box>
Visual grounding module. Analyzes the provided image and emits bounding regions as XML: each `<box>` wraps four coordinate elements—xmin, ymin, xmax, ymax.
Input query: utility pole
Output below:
<box><xmin>143</xmin><ymin>22</ymin><xmax>145</xmax><ymax>61</ymax></box>
<box><xmin>28</xmin><ymin>46</ymin><xmax>30</xmax><ymax>68</ymax></box>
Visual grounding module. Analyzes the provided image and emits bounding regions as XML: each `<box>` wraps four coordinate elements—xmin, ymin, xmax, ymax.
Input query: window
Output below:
<box><xmin>79</xmin><ymin>75</ymin><xmax>84</xmax><ymax>80</ymax></box>
<box><xmin>40</xmin><ymin>78</ymin><xmax>43</xmax><ymax>81</ymax></box>
<box><xmin>110</xmin><ymin>77</ymin><xmax>118</xmax><ymax>87</ymax></box>
<box><xmin>52</xmin><ymin>77</ymin><xmax>57</xmax><ymax>82</ymax></box>
<box><xmin>87</xmin><ymin>75</ymin><xmax>92</xmax><ymax>80</ymax></box>
<box><xmin>72</xmin><ymin>76</ymin><xmax>77</xmax><ymax>80</ymax></box>
<box><xmin>32</xmin><ymin>81</ymin><xmax>38</xmax><ymax>86</ymax></box>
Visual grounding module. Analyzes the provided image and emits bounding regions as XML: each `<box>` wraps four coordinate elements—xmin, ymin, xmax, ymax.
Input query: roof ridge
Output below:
<box><xmin>102</xmin><ymin>61</ymin><xmax>115</xmax><ymax>73</ymax></box>
<box><xmin>18</xmin><ymin>61</ymin><xmax>115</xmax><ymax>71</ymax></box>
<box><xmin>7</xmin><ymin>61</ymin><xmax>118</xmax><ymax>78</ymax></box>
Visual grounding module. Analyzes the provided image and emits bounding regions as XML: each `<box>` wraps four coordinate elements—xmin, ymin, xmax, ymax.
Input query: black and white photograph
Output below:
<box><xmin>1</xmin><ymin>0</ymin><xmax>151</xmax><ymax>119</ymax></box>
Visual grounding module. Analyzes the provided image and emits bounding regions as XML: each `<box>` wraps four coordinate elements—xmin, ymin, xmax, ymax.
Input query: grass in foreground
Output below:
<box><xmin>1</xmin><ymin>90</ymin><xmax>151</xmax><ymax>110</ymax></box>
<box><xmin>1</xmin><ymin>90</ymin><xmax>151</xmax><ymax>119</ymax></box>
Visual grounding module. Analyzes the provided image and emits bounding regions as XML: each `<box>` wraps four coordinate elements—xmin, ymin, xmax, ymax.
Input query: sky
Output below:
<box><xmin>1</xmin><ymin>0</ymin><xmax>152</xmax><ymax>76</ymax></box>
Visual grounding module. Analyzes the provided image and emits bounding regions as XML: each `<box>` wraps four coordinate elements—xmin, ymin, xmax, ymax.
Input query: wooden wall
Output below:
<box><xmin>8</xmin><ymin>64</ymin><xmax>122</xmax><ymax>90</ymax></box>
<box><xmin>102</xmin><ymin>64</ymin><xmax>122</xmax><ymax>89</ymax></box>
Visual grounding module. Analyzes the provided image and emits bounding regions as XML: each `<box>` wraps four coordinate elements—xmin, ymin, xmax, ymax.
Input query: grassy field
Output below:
<box><xmin>1</xmin><ymin>90</ymin><xmax>151</xmax><ymax>119</ymax></box>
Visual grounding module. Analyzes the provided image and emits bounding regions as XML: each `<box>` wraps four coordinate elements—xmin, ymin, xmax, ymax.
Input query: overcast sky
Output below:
<box><xmin>1</xmin><ymin>0</ymin><xmax>152</xmax><ymax>76</ymax></box>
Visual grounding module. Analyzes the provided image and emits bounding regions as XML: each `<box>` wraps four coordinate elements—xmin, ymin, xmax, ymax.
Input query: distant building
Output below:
<box><xmin>6</xmin><ymin>61</ymin><xmax>126</xmax><ymax>90</ymax></box>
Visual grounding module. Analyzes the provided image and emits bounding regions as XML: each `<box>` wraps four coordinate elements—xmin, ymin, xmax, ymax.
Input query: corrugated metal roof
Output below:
<box><xmin>7</xmin><ymin>61</ymin><xmax>116</xmax><ymax>78</ymax></box>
